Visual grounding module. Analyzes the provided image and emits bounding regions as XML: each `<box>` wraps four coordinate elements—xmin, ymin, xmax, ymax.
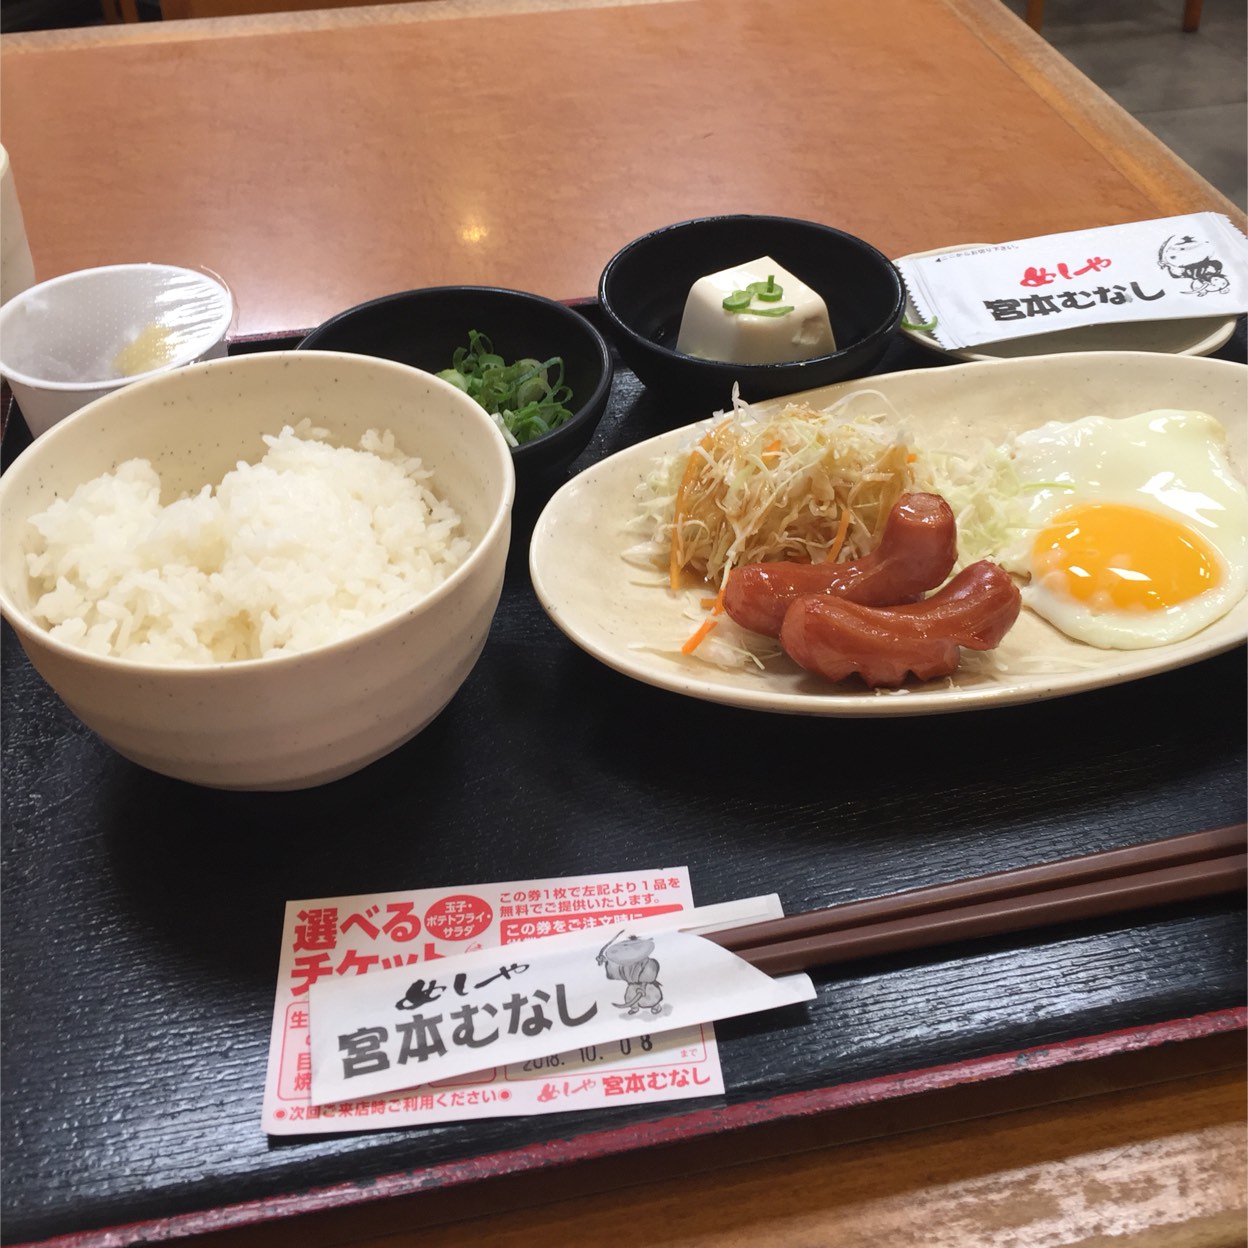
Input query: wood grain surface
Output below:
<box><xmin>1</xmin><ymin>0</ymin><xmax>1241</xmax><ymax>337</ymax></box>
<box><xmin>412</xmin><ymin>1073</ymin><xmax>1248</xmax><ymax>1248</ymax></box>
<box><xmin>178</xmin><ymin>1065</ymin><xmax>1248</xmax><ymax>1246</ymax></box>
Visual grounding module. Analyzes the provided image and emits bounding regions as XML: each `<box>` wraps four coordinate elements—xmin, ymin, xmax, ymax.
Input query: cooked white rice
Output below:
<box><xmin>24</xmin><ymin>422</ymin><xmax>472</xmax><ymax>664</ymax></box>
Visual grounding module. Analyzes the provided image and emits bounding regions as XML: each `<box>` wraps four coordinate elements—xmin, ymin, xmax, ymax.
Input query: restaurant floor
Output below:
<box><xmin>1001</xmin><ymin>0</ymin><xmax>1247</xmax><ymax>209</ymax></box>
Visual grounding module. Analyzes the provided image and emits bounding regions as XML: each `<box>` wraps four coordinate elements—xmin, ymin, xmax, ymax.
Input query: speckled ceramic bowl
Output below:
<box><xmin>0</xmin><ymin>350</ymin><xmax>515</xmax><ymax>790</ymax></box>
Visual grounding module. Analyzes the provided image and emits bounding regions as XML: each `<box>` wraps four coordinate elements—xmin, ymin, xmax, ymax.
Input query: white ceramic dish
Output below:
<box><xmin>529</xmin><ymin>351</ymin><xmax>1247</xmax><ymax>717</ymax></box>
<box><xmin>896</xmin><ymin>244</ymin><xmax>1238</xmax><ymax>363</ymax></box>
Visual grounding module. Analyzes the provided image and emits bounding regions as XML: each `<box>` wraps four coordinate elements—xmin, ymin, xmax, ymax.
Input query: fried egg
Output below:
<box><xmin>996</xmin><ymin>409</ymin><xmax>1248</xmax><ymax>649</ymax></box>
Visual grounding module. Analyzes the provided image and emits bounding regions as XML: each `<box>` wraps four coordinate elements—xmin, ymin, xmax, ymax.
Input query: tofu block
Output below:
<box><xmin>675</xmin><ymin>256</ymin><xmax>836</xmax><ymax>364</ymax></box>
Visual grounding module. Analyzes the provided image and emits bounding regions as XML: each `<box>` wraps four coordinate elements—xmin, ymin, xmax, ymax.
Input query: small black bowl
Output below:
<box><xmin>299</xmin><ymin>287</ymin><xmax>614</xmax><ymax>484</ymax></box>
<box><xmin>598</xmin><ymin>215</ymin><xmax>904</xmax><ymax>415</ymax></box>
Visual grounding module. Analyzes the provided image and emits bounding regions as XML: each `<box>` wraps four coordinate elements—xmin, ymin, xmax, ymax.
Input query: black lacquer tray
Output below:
<box><xmin>2</xmin><ymin>312</ymin><xmax>1245</xmax><ymax>1246</ymax></box>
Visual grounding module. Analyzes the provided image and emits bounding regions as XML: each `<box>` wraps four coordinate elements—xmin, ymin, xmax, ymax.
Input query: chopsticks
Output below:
<box><xmin>705</xmin><ymin>824</ymin><xmax>1247</xmax><ymax>976</ymax></box>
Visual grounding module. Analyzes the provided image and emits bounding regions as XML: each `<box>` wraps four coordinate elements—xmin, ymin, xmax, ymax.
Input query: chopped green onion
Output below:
<box><xmin>723</xmin><ymin>278</ymin><xmax>794</xmax><ymax>317</ymax></box>
<box><xmin>747</xmin><ymin>275</ymin><xmax>784</xmax><ymax>302</ymax></box>
<box><xmin>437</xmin><ymin>330</ymin><xmax>574</xmax><ymax>446</ymax></box>
<box><xmin>902</xmin><ymin>313</ymin><xmax>938</xmax><ymax>333</ymax></box>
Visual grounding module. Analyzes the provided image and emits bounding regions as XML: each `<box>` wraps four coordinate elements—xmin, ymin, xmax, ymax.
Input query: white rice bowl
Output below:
<box><xmin>0</xmin><ymin>350</ymin><xmax>515</xmax><ymax>791</ymax></box>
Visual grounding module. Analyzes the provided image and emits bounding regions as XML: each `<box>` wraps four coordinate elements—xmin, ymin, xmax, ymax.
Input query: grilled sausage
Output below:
<box><xmin>723</xmin><ymin>493</ymin><xmax>958</xmax><ymax>637</ymax></box>
<box><xmin>778</xmin><ymin>560</ymin><xmax>1022</xmax><ymax>687</ymax></box>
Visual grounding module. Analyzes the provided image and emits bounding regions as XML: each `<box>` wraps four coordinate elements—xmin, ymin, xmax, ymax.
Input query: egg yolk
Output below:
<box><xmin>1031</xmin><ymin>503</ymin><xmax>1221</xmax><ymax>612</ymax></box>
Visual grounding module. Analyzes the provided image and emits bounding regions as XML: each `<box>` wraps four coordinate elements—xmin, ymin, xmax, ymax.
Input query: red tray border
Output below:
<box><xmin>16</xmin><ymin>1004</ymin><xmax>1245</xmax><ymax>1248</ymax></box>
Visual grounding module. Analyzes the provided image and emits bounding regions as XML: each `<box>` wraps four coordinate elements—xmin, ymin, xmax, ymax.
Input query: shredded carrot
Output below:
<box><xmin>681</xmin><ymin>618</ymin><xmax>718</xmax><ymax>655</ymax></box>
<box><xmin>699</xmin><ymin>587</ymin><xmax>727</xmax><ymax>614</ymax></box>
<box><xmin>824</xmin><ymin>507</ymin><xmax>853</xmax><ymax>563</ymax></box>
<box><xmin>906</xmin><ymin>452</ymin><xmax>918</xmax><ymax>463</ymax></box>
<box><xmin>669</xmin><ymin>428</ymin><xmax>719</xmax><ymax>590</ymax></box>
<box><xmin>763</xmin><ymin>438</ymin><xmax>783</xmax><ymax>458</ymax></box>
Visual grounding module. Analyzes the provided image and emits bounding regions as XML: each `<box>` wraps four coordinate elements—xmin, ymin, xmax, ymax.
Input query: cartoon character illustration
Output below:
<box><xmin>596</xmin><ymin>931</ymin><xmax>664</xmax><ymax>1015</ymax></box>
<box><xmin>1158</xmin><ymin>233</ymin><xmax>1230</xmax><ymax>296</ymax></box>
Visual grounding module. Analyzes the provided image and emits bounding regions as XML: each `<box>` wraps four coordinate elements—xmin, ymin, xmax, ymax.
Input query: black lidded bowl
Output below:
<box><xmin>299</xmin><ymin>286</ymin><xmax>614</xmax><ymax>485</ymax></box>
<box><xmin>597</xmin><ymin>214</ymin><xmax>905</xmax><ymax>416</ymax></box>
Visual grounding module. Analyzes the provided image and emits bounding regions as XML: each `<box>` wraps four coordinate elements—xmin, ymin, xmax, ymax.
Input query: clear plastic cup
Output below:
<box><xmin>0</xmin><ymin>263</ymin><xmax>234</xmax><ymax>437</ymax></box>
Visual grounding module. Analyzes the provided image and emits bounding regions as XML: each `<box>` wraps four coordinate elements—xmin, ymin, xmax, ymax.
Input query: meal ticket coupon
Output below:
<box><xmin>262</xmin><ymin>869</ymin><xmax>787</xmax><ymax>1135</ymax></box>
<box><xmin>897</xmin><ymin>212</ymin><xmax>1248</xmax><ymax>349</ymax></box>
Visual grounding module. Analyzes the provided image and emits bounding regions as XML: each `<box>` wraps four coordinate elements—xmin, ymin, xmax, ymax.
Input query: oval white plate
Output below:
<box><xmin>896</xmin><ymin>244</ymin><xmax>1238</xmax><ymax>363</ymax></box>
<box><xmin>530</xmin><ymin>352</ymin><xmax>1248</xmax><ymax>717</ymax></box>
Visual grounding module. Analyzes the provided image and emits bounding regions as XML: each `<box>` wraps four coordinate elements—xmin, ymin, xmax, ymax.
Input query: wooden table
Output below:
<box><xmin>195</xmin><ymin>1059</ymin><xmax>1248</xmax><ymax>1247</ymax></box>
<box><xmin>1</xmin><ymin>1</ymin><xmax>1244</xmax><ymax>1244</ymax></box>
<box><xmin>2</xmin><ymin>0</ymin><xmax>1242</xmax><ymax>339</ymax></box>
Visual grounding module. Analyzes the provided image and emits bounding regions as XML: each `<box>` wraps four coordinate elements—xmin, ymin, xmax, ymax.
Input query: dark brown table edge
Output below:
<box><xmin>10</xmin><ymin>1009</ymin><xmax>1243</xmax><ymax>1247</ymax></box>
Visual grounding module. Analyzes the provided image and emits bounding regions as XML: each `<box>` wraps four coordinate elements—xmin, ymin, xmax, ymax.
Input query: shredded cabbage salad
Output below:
<box><xmin>625</xmin><ymin>388</ymin><xmax>1032</xmax><ymax>674</ymax></box>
